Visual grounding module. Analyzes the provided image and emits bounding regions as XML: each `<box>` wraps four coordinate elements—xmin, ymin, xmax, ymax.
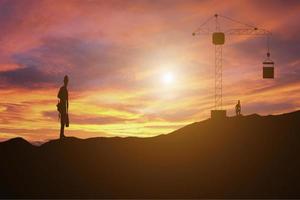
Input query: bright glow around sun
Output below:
<box><xmin>162</xmin><ymin>72</ymin><xmax>174</xmax><ymax>84</ymax></box>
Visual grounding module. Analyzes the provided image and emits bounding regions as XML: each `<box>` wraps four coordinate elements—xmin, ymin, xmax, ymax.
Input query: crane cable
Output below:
<box><xmin>266</xmin><ymin>35</ymin><xmax>271</xmax><ymax>59</ymax></box>
<box><xmin>193</xmin><ymin>14</ymin><xmax>272</xmax><ymax>60</ymax></box>
<box><xmin>218</xmin><ymin>14</ymin><xmax>257</xmax><ymax>29</ymax></box>
<box><xmin>193</xmin><ymin>15</ymin><xmax>215</xmax><ymax>34</ymax></box>
<box><xmin>219</xmin><ymin>14</ymin><xmax>272</xmax><ymax>59</ymax></box>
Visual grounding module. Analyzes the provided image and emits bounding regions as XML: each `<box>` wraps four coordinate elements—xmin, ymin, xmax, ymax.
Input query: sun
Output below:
<box><xmin>162</xmin><ymin>72</ymin><xmax>174</xmax><ymax>84</ymax></box>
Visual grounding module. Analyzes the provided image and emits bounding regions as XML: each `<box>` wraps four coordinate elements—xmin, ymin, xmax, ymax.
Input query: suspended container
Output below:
<box><xmin>262</xmin><ymin>52</ymin><xmax>274</xmax><ymax>79</ymax></box>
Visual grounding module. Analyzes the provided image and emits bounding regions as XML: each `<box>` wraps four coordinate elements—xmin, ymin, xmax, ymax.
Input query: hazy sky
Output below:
<box><xmin>0</xmin><ymin>0</ymin><xmax>299</xmax><ymax>142</ymax></box>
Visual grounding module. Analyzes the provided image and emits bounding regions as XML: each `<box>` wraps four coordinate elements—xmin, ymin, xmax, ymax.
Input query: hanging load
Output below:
<box><xmin>263</xmin><ymin>52</ymin><xmax>274</xmax><ymax>79</ymax></box>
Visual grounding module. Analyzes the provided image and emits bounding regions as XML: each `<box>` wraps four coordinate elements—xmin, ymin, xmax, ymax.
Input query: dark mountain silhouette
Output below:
<box><xmin>1</xmin><ymin>110</ymin><xmax>300</xmax><ymax>198</ymax></box>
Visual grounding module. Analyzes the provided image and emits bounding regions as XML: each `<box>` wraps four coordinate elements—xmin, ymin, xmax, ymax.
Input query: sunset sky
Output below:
<box><xmin>0</xmin><ymin>0</ymin><xmax>300</xmax><ymax>142</ymax></box>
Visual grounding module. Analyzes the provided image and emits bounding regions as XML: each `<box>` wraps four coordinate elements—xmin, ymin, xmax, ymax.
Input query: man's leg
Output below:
<box><xmin>60</xmin><ymin>115</ymin><xmax>65</xmax><ymax>139</ymax></box>
<box><xmin>60</xmin><ymin>123</ymin><xmax>65</xmax><ymax>139</ymax></box>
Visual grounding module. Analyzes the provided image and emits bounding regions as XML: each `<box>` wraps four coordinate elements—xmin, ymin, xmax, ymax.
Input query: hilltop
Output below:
<box><xmin>1</xmin><ymin>111</ymin><xmax>300</xmax><ymax>198</ymax></box>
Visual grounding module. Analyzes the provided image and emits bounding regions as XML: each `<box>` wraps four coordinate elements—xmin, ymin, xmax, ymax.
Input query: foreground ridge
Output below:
<box><xmin>1</xmin><ymin>110</ymin><xmax>300</xmax><ymax>198</ymax></box>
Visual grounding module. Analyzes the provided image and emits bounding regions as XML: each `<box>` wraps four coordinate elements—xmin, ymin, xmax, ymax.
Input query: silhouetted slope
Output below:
<box><xmin>1</xmin><ymin>111</ymin><xmax>300</xmax><ymax>198</ymax></box>
<box><xmin>1</xmin><ymin>137</ymin><xmax>33</xmax><ymax>148</ymax></box>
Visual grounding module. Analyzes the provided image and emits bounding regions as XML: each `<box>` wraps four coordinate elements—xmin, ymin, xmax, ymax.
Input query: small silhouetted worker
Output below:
<box><xmin>235</xmin><ymin>100</ymin><xmax>241</xmax><ymax>116</ymax></box>
<box><xmin>57</xmin><ymin>75</ymin><xmax>69</xmax><ymax>139</ymax></box>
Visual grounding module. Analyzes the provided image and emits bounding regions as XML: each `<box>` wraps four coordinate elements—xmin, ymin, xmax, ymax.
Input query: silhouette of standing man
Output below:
<box><xmin>57</xmin><ymin>75</ymin><xmax>69</xmax><ymax>139</ymax></box>
<box><xmin>235</xmin><ymin>100</ymin><xmax>241</xmax><ymax>116</ymax></box>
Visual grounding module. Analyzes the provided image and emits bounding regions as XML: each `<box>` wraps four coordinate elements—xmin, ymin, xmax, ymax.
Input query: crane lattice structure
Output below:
<box><xmin>193</xmin><ymin>14</ymin><xmax>273</xmax><ymax>118</ymax></box>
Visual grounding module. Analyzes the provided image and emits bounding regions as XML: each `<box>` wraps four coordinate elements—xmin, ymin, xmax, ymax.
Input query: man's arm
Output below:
<box><xmin>67</xmin><ymin>99</ymin><xmax>69</xmax><ymax>113</ymax></box>
<box><xmin>57</xmin><ymin>87</ymin><xmax>61</xmax><ymax>99</ymax></box>
<box><xmin>66</xmin><ymin>88</ymin><xmax>69</xmax><ymax>113</ymax></box>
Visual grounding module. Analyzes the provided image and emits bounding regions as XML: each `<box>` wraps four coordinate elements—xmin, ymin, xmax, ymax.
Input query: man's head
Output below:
<box><xmin>64</xmin><ymin>75</ymin><xmax>69</xmax><ymax>86</ymax></box>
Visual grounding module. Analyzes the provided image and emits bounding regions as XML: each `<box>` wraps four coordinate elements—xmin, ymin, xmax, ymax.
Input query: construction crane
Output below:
<box><xmin>192</xmin><ymin>14</ymin><xmax>274</xmax><ymax>119</ymax></box>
